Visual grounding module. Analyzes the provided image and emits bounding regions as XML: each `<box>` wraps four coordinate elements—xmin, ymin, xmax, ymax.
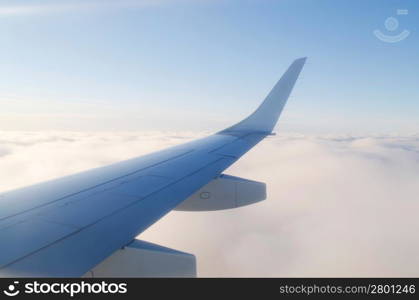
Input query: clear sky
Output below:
<box><xmin>0</xmin><ymin>0</ymin><xmax>418</xmax><ymax>134</ymax></box>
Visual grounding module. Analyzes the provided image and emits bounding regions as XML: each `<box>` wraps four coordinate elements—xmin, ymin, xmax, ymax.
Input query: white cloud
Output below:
<box><xmin>0</xmin><ymin>130</ymin><xmax>201</xmax><ymax>191</ymax></box>
<box><xmin>1</xmin><ymin>131</ymin><xmax>419</xmax><ymax>276</ymax></box>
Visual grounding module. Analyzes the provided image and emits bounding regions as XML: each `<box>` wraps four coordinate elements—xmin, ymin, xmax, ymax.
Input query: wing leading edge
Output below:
<box><xmin>0</xmin><ymin>58</ymin><xmax>306</xmax><ymax>277</ymax></box>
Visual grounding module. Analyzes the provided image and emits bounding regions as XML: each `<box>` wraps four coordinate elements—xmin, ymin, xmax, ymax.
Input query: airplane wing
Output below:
<box><xmin>0</xmin><ymin>58</ymin><xmax>306</xmax><ymax>277</ymax></box>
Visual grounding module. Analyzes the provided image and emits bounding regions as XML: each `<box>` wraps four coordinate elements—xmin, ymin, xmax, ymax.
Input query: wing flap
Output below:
<box><xmin>0</xmin><ymin>219</ymin><xmax>76</xmax><ymax>268</ymax></box>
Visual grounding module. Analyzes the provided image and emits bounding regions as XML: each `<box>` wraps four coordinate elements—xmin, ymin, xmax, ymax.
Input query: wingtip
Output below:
<box><xmin>219</xmin><ymin>57</ymin><xmax>306</xmax><ymax>135</ymax></box>
<box><xmin>295</xmin><ymin>57</ymin><xmax>307</xmax><ymax>64</ymax></box>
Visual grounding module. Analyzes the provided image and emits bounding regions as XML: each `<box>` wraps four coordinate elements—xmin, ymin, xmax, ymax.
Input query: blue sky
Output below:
<box><xmin>0</xmin><ymin>0</ymin><xmax>418</xmax><ymax>134</ymax></box>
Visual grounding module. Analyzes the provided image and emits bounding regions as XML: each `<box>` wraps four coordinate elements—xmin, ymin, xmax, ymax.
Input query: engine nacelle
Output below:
<box><xmin>175</xmin><ymin>174</ymin><xmax>266</xmax><ymax>211</ymax></box>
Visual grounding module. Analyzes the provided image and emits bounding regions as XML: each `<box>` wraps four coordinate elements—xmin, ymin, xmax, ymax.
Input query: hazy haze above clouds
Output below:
<box><xmin>1</xmin><ymin>131</ymin><xmax>419</xmax><ymax>276</ymax></box>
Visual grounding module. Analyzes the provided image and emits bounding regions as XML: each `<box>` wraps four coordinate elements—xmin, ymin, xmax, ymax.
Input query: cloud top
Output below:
<box><xmin>1</xmin><ymin>131</ymin><xmax>419</xmax><ymax>276</ymax></box>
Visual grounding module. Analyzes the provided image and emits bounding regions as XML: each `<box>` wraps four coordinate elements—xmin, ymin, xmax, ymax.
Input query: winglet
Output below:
<box><xmin>219</xmin><ymin>57</ymin><xmax>306</xmax><ymax>135</ymax></box>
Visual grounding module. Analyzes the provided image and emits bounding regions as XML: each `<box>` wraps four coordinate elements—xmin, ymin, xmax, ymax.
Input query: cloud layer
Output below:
<box><xmin>1</xmin><ymin>131</ymin><xmax>419</xmax><ymax>276</ymax></box>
